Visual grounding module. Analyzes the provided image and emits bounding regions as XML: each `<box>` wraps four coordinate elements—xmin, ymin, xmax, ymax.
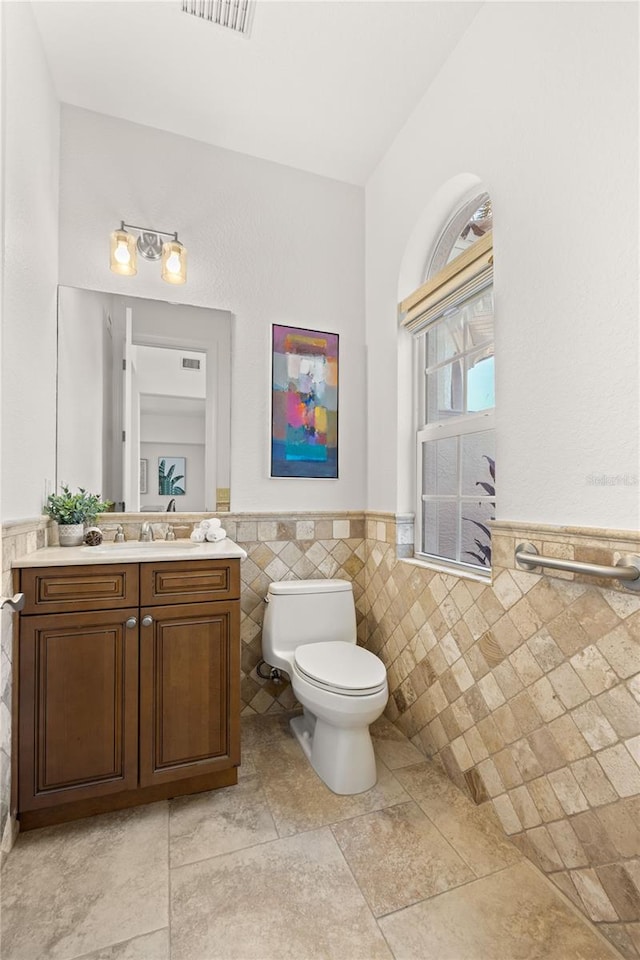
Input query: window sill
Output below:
<box><xmin>400</xmin><ymin>555</ymin><xmax>492</xmax><ymax>586</ymax></box>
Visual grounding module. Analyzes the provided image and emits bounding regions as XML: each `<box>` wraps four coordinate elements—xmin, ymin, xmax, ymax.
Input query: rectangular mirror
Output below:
<box><xmin>56</xmin><ymin>287</ymin><xmax>232</xmax><ymax>512</ymax></box>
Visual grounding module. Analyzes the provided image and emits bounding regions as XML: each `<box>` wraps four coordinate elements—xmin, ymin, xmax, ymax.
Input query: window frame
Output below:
<box><xmin>401</xmin><ymin>231</ymin><xmax>494</xmax><ymax>579</ymax></box>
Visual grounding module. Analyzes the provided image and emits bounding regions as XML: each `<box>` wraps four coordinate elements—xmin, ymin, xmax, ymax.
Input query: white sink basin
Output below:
<box><xmin>13</xmin><ymin>536</ymin><xmax>247</xmax><ymax>568</ymax></box>
<box><xmin>83</xmin><ymin>540</ymin><xmax>202</xmax><ymax>552</ymax></box>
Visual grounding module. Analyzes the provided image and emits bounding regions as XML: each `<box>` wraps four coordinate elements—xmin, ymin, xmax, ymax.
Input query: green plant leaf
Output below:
<box><xmin>44</xmin><ymin>483</ymin><xmax>112</xmax><ymax>524</ymax></box>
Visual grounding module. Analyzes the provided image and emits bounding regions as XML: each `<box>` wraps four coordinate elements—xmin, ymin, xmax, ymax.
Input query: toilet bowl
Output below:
<box><xmin>261</xmin><ymin>579</ymin><xmax>388</xmax><ymax>795</ymax></box>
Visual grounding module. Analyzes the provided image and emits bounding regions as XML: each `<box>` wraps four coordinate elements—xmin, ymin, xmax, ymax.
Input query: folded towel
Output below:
<box><xmin>205</xmin><ymin>528</ymin><xmax>227</xmax><ymax>542</ymax></box>
<box><xmin>190</xmin><ymin>529</ymin><xmax>206</xmax><ymax>542</ymax></box>
<box><xmin>199</xmin><ymin>517</ymin><xmax>222</xmax><ymax>531</ymax></box>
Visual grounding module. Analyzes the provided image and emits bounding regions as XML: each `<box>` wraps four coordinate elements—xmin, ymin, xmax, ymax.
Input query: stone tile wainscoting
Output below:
<box><xmin>90</xmin><ymin>511</ymin><xmax>368</xmax><ymax>717</ymax></box>
<box><xmin>364</xmin><ymin>515</ymin><xmax>640</xmax><ymax>959</ymax></box>
<box><xmin>0</xmin><ymin>518</ymin><xmax>49</xmax><ymax>863</ymax></box>
<box><xmin>228</xmin><ymin>513</ymin><xmax>367</xmax><ymax>715</ymax></box>
<box><xmin>0</xmin><ymin>511</ymin><xmax>368</xmax><ymax>862</ymax></box>
<box><xmin>3</xmin><ymin>509</ymin><xmax>640</xmax><ymax>959</ymax></box>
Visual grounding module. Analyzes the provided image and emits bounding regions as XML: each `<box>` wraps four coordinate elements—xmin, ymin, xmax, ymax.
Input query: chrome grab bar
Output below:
<box><xmin>1</xmin><ymin>593</ymin><xmax>25</xmax><ymax>612</ymax></box>
<box><xmin>515</xmin><ymin>543</ymin><xmax>640</xmax><ymax>592</ymax></box>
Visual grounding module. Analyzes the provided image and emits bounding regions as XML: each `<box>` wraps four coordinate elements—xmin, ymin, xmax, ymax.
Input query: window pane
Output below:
<box><xmin>444</xmin><ymin>197</ymin><xmax>493</xmax><ymax>266</ymax></box>
<box><xmin>464</xmin><ymin>289</ymin><xmax>494</xmax><ymax>351</ymax></box>
<box><xmin>427</xmin><ymin>359</ymin><xmax>464</xmax><ymax>422</ymax></box>
<box><xmin>422</xmin><ymin>437</ymin><xmax>458</xmax><ymax>496</ymax></box>
<box><xmin>461</xmin><ymin>431</ymin><xmax>495</xmax><ymax>496</ymax></box>
<box><xmin>466</xmin><ymin>351</ymin><xmax>495</xmax><ymax>412</ymax></box>
<box><xmin>426</xmin><ymin>312</ymin><xmax>464</xmax><ymax>367</ymax></box>
<box><xmin>423</xmin><ymin>500</ymin><xmax>458</xmax><ymax>562</ymax></box>
<box><xmin>460</xmin><ymin>499</ymin><xmax>494</xmax><ymax>569</ymax></box>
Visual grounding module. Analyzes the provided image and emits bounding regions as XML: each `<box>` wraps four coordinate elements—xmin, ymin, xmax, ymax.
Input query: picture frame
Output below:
<box><xmin>139</xmin><ymin>459</ymin><xmax>148</xmax><ymax>495</ymax></box>
<box><xmin>271</xmin><ymin>324</ymin><xmax>339</xmax><ymax>479</ymax></box>
<box><xmin>158</xmin><ymin>457</ymin><xmax>186</xmax><ymax>495</ymax></box>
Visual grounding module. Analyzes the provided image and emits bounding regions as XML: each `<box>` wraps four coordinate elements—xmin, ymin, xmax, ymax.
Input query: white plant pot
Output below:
<box><xmin>58</xmin><ymin>523</ymin><xmax>84</xmax><ymax>547</ymax></box>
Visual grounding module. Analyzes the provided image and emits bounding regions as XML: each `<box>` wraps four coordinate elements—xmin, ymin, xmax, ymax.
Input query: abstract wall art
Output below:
<box><xmin>271</xmin><ymin>324</ymin><xmax>339</xmax><ymax>479</ymax></box>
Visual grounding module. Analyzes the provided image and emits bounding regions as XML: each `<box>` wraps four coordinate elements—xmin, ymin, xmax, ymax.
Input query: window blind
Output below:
<box><xmin>399</xmin><ymin>231</ymin><xmax>493</xmax><ymax>334</ymax></box>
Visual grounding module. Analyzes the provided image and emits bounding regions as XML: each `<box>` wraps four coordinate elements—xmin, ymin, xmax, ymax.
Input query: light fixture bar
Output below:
<box><xmin>119</xmin><ymin>220</ymin><xmax>178</xmax><ymax>242</ymax></box>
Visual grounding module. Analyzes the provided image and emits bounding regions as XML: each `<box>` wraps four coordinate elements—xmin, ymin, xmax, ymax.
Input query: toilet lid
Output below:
<box><xmin>294</xmin><ymin>641</ymin><xmax>386</xmax><ymax>692</ymax></box>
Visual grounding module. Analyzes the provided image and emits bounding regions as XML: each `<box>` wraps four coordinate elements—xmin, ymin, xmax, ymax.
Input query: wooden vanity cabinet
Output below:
<box><xmin>16</xmin><ymin>559</ymin><xmax>241</xmax><ymax>829</ymax></box>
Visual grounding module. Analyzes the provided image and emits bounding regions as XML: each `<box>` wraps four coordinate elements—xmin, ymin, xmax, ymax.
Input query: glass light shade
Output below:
<box><xmin>161</xmin><ymin>240</ymin><xmax>187</xmax><ymax>284</ymax></box>
<box><xmin>110</xmin><ymin>229</ymin><xmax>137</xmax><ymax>276</ymax></box>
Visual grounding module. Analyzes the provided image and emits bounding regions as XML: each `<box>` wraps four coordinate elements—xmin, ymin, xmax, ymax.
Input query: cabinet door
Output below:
<box><xmin>139</xmin><ymin>601</ymin><xmax>240</xmax><ymax>787</ymax></box>
<box><xmin>19</xmin><ymin>609</ymin><xmax>139</xmax><ymax>812</ymax></box>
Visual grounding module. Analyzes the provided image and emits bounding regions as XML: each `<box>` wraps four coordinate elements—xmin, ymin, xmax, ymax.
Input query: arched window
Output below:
<box><xmin>400</xmin><ymin>195</ymin><xmax>495</xmax><ymax>577</ymax></box>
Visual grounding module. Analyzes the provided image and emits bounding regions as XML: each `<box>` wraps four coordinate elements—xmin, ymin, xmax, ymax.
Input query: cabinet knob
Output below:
<box><xmin>142</xmin><ymin>615</ymin><xmax>154</xmax><ymax>627</ymax></box>
<box><xmin>125</xmin><ymin>617</ymin><xmax>137</xmax><ymax>629</ymax></box>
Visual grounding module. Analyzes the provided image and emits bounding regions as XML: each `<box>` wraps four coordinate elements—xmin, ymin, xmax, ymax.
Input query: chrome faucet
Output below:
<box><xmin>167</xmin><ymin>499</ymin><xmax>177</xmax><ymax>512</ymax></box>
<box><xmin>140</xmin><ymin>521</ymin><xmax>154</xmax><ymax>542</ymax></box>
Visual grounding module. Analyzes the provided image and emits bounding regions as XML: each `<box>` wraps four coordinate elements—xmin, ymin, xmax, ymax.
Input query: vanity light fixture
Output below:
<box><xmin>109</xmin><ymin>221</ymin><xmax>188</xmax><ymax>285</ymax></box>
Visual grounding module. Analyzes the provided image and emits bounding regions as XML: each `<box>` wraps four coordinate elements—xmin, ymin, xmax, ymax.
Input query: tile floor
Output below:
<box><xmin>0</xmin><ymin>713</ymin><xmax>622</xmax><ymax>960</ymax></box>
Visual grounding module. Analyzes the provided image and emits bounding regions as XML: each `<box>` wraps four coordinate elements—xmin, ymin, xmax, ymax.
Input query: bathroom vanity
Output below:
<box><xmin>11</xmin><ymin>540</ymin><xmax>246</xmax><ymax>829</ymax></box>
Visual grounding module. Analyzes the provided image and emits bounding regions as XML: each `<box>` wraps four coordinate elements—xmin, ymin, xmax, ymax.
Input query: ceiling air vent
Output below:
<box><xmin>181</xmin><ymin>0</ymin><xmax>253</xmax><ymax>36</ymax></box>
<box><xmin>181</xmin><ymin>357</ymin><xmax>202</xmax><ymax>371</ymax></box>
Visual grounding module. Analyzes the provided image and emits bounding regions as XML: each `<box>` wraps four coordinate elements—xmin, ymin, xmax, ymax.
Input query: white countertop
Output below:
<box><xmin>12</xmin><ymin>538</ymin><xmax>248</xmax><ymax>568</ymax></box>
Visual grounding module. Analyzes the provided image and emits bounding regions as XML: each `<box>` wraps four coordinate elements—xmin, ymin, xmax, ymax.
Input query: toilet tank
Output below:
<box><xmin>262</xmin><ymin>579</ymin><xmax>357</xmax><ymax>672</ymax></box>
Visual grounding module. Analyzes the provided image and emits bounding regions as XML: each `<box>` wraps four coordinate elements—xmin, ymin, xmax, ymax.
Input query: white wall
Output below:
<box><xmin>57</xmin><ymin>287</ymin><xmax>106</xmax><ymax>493</ymax></box>
<box><xmin>0</xmin><ymin>0</ymin><xmax>60</xmax><ymax>853</ymax></box>
<box><xmin>1</xmin><ymin>2</ymin><xmax>60</xmax><ymax>520</ymax></box>
<box><xmin>141</xmin><ymin>410</ymin><xmax>205</xmax><ymax>445</ymax></box>
<box><xmin>58</xmin><ymin>106</ymin><xmax>366</xmax><ymax>512</ymax></box>
<box><xmin>136</xmin><ymin>346</ymin><xmax>206</xmax><ymax>399</ymax></box>
<box><xmin>366</xmin><ymin>2</ymin><xmax>639</xmax><ymax>531</ymax></box>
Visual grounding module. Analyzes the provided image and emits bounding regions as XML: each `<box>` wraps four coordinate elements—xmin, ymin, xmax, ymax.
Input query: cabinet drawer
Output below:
<box><xmin>20</xmin><ymin>564</ymin><xmax>139</xmax><ymax>615</ymax></box>
<box><xmin>140</xmin><ymin>559</ymin><xmax>240</xmax><ymax>606</ymax></box>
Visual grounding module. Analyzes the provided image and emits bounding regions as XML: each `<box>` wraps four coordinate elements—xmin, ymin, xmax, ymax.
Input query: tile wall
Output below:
<box><xmin>3</xmin><ymin>509</ymin><xmax>640</xmax><ymax>958</ymax></box>
<box><xmin>364</xmin><ymin>515</ymin><xmax>640</xmax><ymax>958</ymax></box>
<box><xmin>0</xmin><ymin>517</ymin><xmax>49</xmax><ymax>862</ymax></box>
<box><xmin>0</xmin><ymin>512</ymin><xmax>367</xmax><ymax>857</ymax></box>
<box><xmin>89</xmin><ymin>511</ymin><xmax>368</xmax><ymax>716</ymax></box>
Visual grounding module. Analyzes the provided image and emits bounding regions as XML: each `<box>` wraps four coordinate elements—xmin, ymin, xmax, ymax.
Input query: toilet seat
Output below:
<box><xmin>294</xmin><ymin>641</ymin><xmax>387</xmax><ymax>697</ymax></box>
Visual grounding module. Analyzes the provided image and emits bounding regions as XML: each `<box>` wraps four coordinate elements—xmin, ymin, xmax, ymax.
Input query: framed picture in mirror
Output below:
<box><xmin>139</xmin><ymin>459</ymin><xmax>148</xmax><ymax>495</ymax></box>
<box><xmin>159</xmin><ymin>457</ymin><xmax>186</xmax><ymax>495</ymax></box>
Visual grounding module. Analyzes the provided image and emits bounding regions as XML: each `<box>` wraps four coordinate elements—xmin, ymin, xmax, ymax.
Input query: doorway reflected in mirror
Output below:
<box><xmin>56</xmin><ymin>287</ymin><xmax>232</xmax><ymax>512</ymax></box>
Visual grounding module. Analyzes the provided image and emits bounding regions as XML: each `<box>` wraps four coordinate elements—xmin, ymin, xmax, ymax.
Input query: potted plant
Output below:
<box><xmin>44</xmin><ymin>484</ymin><xmax>112</xmax><ymax>547</ymax></box>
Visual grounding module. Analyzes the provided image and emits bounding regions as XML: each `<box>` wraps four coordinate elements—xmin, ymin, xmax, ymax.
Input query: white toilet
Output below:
<box><xmin>261</xmin><ymin>578</ymin><xmax>388</xmax><ymax>795</ymax></box>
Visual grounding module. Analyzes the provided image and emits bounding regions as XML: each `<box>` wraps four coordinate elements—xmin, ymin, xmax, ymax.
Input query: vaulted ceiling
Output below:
<box><xmin>32</xmin><ymin>1</ymin><xmax>480</xmax><ymax>185</ymax></box>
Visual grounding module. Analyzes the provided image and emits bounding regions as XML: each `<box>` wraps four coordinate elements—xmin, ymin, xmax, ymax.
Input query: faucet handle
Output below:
<box><xmin>166</xmin><ymin>526</ymin><xmax>176</xmax><ymax>541</ymax></box>
<box><xmin>114</xmin><ymin>524</ymin><xmax>124</xmax><ymax>543</ymax></box>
